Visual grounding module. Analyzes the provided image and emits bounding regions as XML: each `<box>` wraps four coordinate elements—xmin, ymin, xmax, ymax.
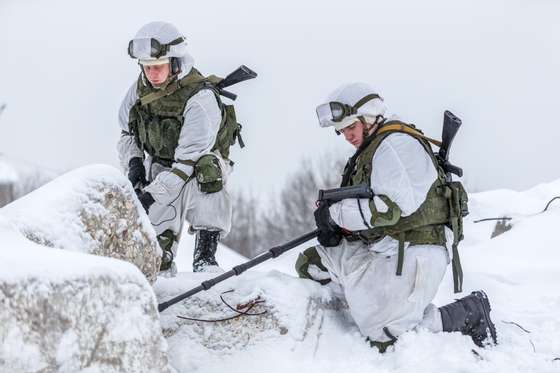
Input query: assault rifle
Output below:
<box><xmin>216</xmin><ymin>65</ymin><xmax>257</xmax><ymax>101</ymax></box>
<box><xmin>438</xmin><ymin>110</ymin><xmax>463</xmax><ymax>182</ymax></box>
<box><xmin>157</xmin><ymin>183</ymin><xmax>373</xmax><ymax>312</ymax></box>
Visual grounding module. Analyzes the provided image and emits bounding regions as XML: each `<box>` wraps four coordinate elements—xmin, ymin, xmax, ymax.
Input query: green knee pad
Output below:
<box><xmin>295</xmin><ymin>246</ymin><xmax>331</xmax><ymax>285</ymax></box>
<box><xmin>366</xmin><ymin>337</ymin><xmax>395</xmax><ymax>353</ymax></box>
<box><xmin>157</xmin><ymin>230</ymin><xmax>176</xmax><ymax>271</ymax></box>
<box><xmin>195</xmin><ymin>154</ymin><xmax>223</xmax><ymax>193</ymax></box>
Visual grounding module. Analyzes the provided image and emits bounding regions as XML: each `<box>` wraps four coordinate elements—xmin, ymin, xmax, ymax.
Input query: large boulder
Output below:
<box><xmin>0</xmin><ymin>215</ymin><xmax>169</xmax><ymax>372</ymax></box>
<box><xmin>1</xmin><ymin>164</ymin><xmax>161</xmax><ymax>283</ymax></box>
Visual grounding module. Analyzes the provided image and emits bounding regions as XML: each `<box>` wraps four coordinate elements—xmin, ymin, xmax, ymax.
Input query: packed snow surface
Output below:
<box><xmin>156</xmin><ymin>178</ymin><xmax>560</xmax><ymax>373</ymax></box>
<box><xmin>1</xmin><ymin>163</ymin><xmax>559</xmax><ymax>372</ymax></box>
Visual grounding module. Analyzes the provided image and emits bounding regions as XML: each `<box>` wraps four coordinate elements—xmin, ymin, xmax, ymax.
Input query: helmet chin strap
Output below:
<box><xmin>359</xmin><ymin>115</ymin><xmax>384</xmax><ymax>138</ymax></box>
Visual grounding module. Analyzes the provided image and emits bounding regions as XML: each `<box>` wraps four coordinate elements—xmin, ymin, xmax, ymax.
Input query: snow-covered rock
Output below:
<box><xmin>1</xmin><ymin>164</ymin><xmax>161</xmax><ymax>283</ymax></box>
<box><xmin>0</xmin><ymin>215</ymin><xmax>169</xmax><ymax>373</ymax></box>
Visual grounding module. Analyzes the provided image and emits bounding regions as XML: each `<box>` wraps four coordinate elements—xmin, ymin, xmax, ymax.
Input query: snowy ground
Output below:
<box><xmin>1</xmin><ymin>166</ymin><xmax>559</xmax><ymax>372</ymax></box>
<box><xmin>157</xmin><ymin>178</ymin><xmax>560</xmax><ymax>373</ymax></box>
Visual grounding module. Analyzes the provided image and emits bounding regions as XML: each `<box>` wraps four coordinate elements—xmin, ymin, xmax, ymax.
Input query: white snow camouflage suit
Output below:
<box><xmin>117</xmin><ymin>24</ymin><xmax>232</xmax><ymax>269</ymax></box>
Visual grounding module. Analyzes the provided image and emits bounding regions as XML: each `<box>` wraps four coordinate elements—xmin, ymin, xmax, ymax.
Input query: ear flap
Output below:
<box><xmin>170</xmin><ymin>57</ymin><xmax>181</xmax><ymax>75</ymax></box>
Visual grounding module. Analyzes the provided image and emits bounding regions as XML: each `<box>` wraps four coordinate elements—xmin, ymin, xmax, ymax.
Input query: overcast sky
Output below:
<box><xmin>1</xmin><ymin>0</ymin><xmax>559</xmax><ymax>198</ymax></box>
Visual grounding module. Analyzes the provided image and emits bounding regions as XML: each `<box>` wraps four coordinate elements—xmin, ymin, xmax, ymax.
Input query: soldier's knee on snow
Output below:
<box><xmin>295</xmin><ymin>247</ymin><xmax>331</xmax><ymax>285</ymax></box>
<box><xmin>366</xmin><ymin>337</ymin><xmax>396</xmax><ymax>353</ymax></box>
<box><xmin>195</xmin><ymin>154</ymin><xmax>223</xmax><ymax>193</ymax></box>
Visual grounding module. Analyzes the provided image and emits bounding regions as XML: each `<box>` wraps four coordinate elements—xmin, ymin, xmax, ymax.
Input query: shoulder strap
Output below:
<box><xmin>376</xmin><ymin>121</ymin><xmax>442</xmax><ymax>148</ymax></box>
<box><xmin>139</xmin><ymin>71</ymin><xmax>212</xmax><ymax>106</ymax></box>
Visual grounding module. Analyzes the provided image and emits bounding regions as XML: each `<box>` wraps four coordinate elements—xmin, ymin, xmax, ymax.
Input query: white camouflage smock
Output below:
<box><xmin>117</xmin><ymin>55</ymin><xmax>232</xmax><ymax>262</ymax></box>
<box><xmin>317</xmin><ymin>132</ymin><xmax>450</xmax><ymax>344</ymax></box>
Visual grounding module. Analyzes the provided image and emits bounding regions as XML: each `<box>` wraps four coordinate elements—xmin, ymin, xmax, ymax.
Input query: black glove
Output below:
<box><xmin>137</xmin><ymin>191</ymin><xmax>155</xmax><ymax>213</ymax></box>
<box><xmin>314</xmin><ymin>202</ymin><xmax>343</xmax><ymax>247</ymax></box>
<box><xmin>128</xmin><ymin>157</ymin><xmax>146</xmax><ymax>189</ymax></box>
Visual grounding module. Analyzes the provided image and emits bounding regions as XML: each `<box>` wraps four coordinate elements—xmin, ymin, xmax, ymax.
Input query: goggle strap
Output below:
<box><xmin>167</xmin><ymin>37</ymin><xmax>185</xmax><ymax>46</ymax></box>
<box><xmin>128</xmin><ymin>36</ymin><xmax>185</xmax><ymax>59</ymax></box>
<box><xmin>157</xmin><ymin>37</ymin><xmax>184</xmax><ymax>58</ymax></box>
<box><xmin>353</xmin><ymin>93</ymin><xmax>381</xmax><ymax>110</ymax></box>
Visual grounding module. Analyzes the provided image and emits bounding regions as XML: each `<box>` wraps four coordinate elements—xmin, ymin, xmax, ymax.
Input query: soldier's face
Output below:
<box><xmin>340</xmin><ymin>121</ymin><xmax>365</xmax><ymax>148</ymax></box>
<box><xmin>143</xmin><ymin>63</ymin><xmax>171</xmax><ymax>86</ymax></box>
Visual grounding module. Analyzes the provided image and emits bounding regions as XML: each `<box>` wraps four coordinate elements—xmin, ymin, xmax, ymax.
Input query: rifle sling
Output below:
<box><xmin>376</xmin><ymin>123</ymin><xmax>442</xmax><ymax>147</ymax></box>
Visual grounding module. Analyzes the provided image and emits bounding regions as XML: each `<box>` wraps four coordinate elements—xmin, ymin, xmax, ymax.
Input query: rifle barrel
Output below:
<box><xmin>157</xmin><ymin>229</ymin><xmax>319</xmax><ymax>312</ymax></box>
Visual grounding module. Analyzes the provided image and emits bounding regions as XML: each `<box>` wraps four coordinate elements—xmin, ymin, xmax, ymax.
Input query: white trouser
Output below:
<box><xmin>147</xmin><ymin>156</ymin><xmax>232</xmax><ymax>260</ymax></box>
<box><xmin>316</xmin><ymin>240</ymin><xmax>448</xmax><ymax>342</ymax></box>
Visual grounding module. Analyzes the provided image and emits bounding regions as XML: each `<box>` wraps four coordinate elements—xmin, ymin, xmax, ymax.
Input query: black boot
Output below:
<box><xmin>193</xmin><ymin>230</ymin><xmax>220</xmax><ymax>272</ymax></box>
<box><xmin>439</xmin><ymin>290</ymin><xmax>498</xmax><ymax>347</ymax></box>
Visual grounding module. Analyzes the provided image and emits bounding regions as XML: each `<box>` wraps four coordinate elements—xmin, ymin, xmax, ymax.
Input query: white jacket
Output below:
<box><xmin>117</xmin><ymin>65</ymin><xmax>222</xmax><ymax>206</ymax></box>
<box><xmin>329</xmin><ymin>132</ymin><xmax>442</xmax><ymax>255</ymax></box>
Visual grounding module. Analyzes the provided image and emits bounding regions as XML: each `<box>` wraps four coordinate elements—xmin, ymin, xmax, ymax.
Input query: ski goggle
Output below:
<box><xmin>316</xmin><ymin>93</ymin><xmax>381</xmax><ymax>128</ymax></box>
<box><xmin>127</xmin><ymin>37</ymin><xmax>185</xmax><ymax>59</ymax></box>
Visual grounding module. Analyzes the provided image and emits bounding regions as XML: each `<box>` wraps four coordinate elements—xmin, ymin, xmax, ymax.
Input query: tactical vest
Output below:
<box><xmin>341</xmin><ymin>121</ymin><xmax>467</xmax><ymax>293</ymax></box>
<box><xmin>128</xmin><ymin>68</ymin><xmax>243</xmax><ymax>173</ymax></box>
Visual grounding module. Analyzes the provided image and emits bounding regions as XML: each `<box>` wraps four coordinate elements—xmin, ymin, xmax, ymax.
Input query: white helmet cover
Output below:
<box><xmin>129</xmin><ymin>21</ymin><xmax>194</xmax><ymax>76</ymax></box>
<box><xmin>317</xmin><ymin>82</ymin><xmax>387</xmax><ymax>131</ymax></box>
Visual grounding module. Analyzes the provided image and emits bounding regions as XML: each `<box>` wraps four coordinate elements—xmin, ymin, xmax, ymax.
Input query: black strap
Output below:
<box><xmin>340</xmin><ymin>131</ymin><xmax>379</xmax><ymax>186</ymax></box>
<box><xmin>356</xmin><ymin>198</ymin><xmax>372</xmax><ymax>229</ymax></box>
<box><xmin>396</xmin><ymin>232</ymin><xmax>405</xmax><ymax>276</ymax></box>
<box><xmin>353</xmin><ymin>93</ymin><xmax>381</xmax><ymax>110</ymax></box>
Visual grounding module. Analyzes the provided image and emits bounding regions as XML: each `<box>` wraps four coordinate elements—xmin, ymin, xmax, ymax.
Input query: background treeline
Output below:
<box><xmin>223</xmin><ymin>155</ymin><xmax>346</xmax><ymax>258</ymax></box>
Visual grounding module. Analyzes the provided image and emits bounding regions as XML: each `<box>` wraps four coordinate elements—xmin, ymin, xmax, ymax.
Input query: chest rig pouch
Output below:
<box><xmin>128</xmin><ymin>67</ymin><xmax>251</xmax><ymax>193</ymax></box>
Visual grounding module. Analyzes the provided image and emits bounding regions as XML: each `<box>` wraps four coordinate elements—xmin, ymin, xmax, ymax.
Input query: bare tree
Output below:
<box><xmin>225</xmin><ymin>153</ymin><xmax>347</xmax><ymax>257</ymax></box>
<box><xmin>222</xmin><ymin>190</ymin><xmax>261</xmax><ymax>258</ymax></box>
<box><xmin>13</xmin><ymin>170</ymin><xmax>55</xmax><ymax>199</ymax></box>
<box><xmin>260</xmin><ymin>155</ymin><xmax>345</xmax><ymax>250</ymax></box>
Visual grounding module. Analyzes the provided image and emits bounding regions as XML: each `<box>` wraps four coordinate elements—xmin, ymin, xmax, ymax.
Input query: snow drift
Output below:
<box><xmin>1</xmin><ymin>163</ymin><xmax>558</xmax><ymax>373</ymax></box>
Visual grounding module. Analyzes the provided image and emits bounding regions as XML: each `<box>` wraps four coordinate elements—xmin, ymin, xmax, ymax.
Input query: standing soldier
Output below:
<box><xmin>296</xmin><ymin>82</ymin><xmax>497</xmax><ymax>351</ymax></box>
<box><xmin>118</xmin><ymin>21</ymin><xmax>251</xmax><ymax>274</ymax></box>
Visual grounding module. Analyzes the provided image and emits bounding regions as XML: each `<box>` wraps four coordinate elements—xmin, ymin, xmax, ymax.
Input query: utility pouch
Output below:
<box><xmin>213</xmin><ymin>104</ymin><xmax>244</xmax><ymax>160</ymax></box>
<box><xmin>452</xmin><ymin>181</ymin><xmax>469</xmax><ymax>218</ymax></box>
<box><xmin>445</xmin><ymin>181</ymin><xmax>469</xmax><ymax>239</ymax></box>
<box><xmin>194</xmin><ymin>154</ymin><xmax>223</xmax><ymax>193</ymax></box>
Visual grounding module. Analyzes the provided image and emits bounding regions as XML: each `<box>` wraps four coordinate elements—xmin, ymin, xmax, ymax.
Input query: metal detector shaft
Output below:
<box><xmin>158</xmin><ymin>229</ymin><xmax>320</xmax><ymax>312</ymax></box>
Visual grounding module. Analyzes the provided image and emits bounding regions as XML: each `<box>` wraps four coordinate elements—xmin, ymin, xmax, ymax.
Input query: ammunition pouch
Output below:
<box><xmin>194</xmin><ymin>154</ymin><xmax>223</xmax><ymax>193</ymax></box>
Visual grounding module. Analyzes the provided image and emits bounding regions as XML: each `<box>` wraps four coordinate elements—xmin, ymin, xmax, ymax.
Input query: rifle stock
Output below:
<box><xmin>318</xmin><ymin>184</ymin><xmax>373</xmax><ymax>204</ymax></box>
<box><xmin>217</xmin><ymin>65</ymin><xmax>257</xmax><ymax>90</ymax></box>
<box><xmin>439</xmin><ymin>111</ymin><xmax>463</xmax><ymax>179</ymax></box>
